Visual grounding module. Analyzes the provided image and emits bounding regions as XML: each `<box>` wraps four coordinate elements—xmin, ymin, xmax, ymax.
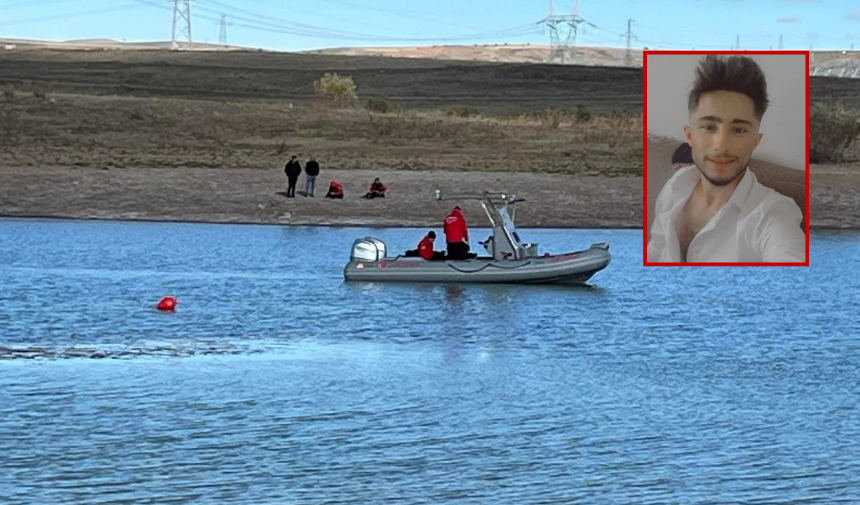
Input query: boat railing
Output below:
<box><xmin>435</xmin><ymin>190</ymin><xmax>526</xmax><ymax>206</ymax></box>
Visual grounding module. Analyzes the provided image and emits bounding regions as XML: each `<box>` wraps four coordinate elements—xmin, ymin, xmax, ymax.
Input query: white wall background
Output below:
<box><xmin>646</xmin><ymin>53</ymin><xmax>806</xmax><ymax>171</ymax></box>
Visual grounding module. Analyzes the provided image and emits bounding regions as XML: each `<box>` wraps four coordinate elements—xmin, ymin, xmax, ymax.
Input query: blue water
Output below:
<box><xmin>1</xmin><ymin>218</ymin><xmax>859</xmax><ymax>504</ymax></box>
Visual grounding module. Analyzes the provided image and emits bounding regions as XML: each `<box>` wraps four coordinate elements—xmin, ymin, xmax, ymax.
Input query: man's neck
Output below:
<box><xmin>696</xmin><ymin>169</ymin><xmax>744</xmax><ymax>210</ymax></box>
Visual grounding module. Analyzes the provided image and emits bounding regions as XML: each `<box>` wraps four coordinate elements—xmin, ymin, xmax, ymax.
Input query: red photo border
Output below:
<box><xmin>643</xmin><ymin>50</ymin><xmax>810</xmax><ymax>267</ymax></box>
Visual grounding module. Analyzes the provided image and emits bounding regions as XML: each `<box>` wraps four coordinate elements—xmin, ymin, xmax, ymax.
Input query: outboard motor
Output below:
<box><xmin>480</xmin><ymin>235</ymin><xmax>495</xmax><ymax>257</ymax></box>
<box><xmin>350</xmin><ymin>237</ymin><xmax>388</xmax><ymax>261</ymax></box>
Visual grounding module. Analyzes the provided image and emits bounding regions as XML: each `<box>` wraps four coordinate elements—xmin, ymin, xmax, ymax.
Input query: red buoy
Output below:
<box><xmin>156</xmin><ymin>296</ymin><xmax>177</xmax><ymax>311</ymax></box>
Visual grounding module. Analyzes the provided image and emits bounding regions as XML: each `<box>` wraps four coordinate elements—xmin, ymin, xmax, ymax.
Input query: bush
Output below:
<box><xmin>446</xmin><ymin>106</ymin><xmax>482</xmax><ymax>118</ymax></box>
<box><xmin>313</xmin><ymin>72</ymin><xmax>357</xmax><ymax>106</ymax></box>
<box><xmin>540</xmin><ymin>107</ymin><xmax>565</xmax><ymax>129</ymax></box>
<box><xmin>366</xmin><ymin>97</ymin><xmax>399</xmax><ymax>114</ymax></box>
<box><xmin>1</xmin><ymin>84</ymin><xmax>14</xmax><ymax>101</ymax></box>
<box><xmin>575</xmin><ymin>104</ymin><xmax>592</xmax><ymax>123</ymax></box>
<box><xmin>809</xmin><ymin>102</ymin><xmax>860</xmax><ymax>163</ymax></box>
<box><xmin>31</xmin><ymin>84</ymin><xmax>49</xmax><ymax>100</ymax></box>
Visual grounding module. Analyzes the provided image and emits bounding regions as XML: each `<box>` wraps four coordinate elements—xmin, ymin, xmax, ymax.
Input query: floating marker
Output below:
<box><xmin>156</xmin><ymin>296</ymin><xmax>177</xmax><ymax>311</ymax></box>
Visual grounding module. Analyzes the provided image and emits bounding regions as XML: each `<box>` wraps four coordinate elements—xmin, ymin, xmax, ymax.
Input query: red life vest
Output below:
<box><xmin>369</xmin><ymin>182</ymin><xmax>387</xmax><ymax>193</ymax></box>
<box><xmin>417</xmin><ymin>235</ymin><xmax>434</xmax><ymax>260</ymax></box>
<box><xmin>443</xmin><ymin>208</ymin><xmax>469</xmax><ymax>242</ymax></box>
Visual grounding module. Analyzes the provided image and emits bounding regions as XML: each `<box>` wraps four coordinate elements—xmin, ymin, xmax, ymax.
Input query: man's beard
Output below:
<box><xmin>692</xmin><ymin>153</ymin><xmax>749</xmax><ymax>187</ymax></box>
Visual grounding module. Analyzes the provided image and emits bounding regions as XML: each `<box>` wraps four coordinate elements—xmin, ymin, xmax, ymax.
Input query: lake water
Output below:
<box><xmin>1</xmin><ymin>218</ymin><xmax>859</xmax><ymax>504</ymax></box>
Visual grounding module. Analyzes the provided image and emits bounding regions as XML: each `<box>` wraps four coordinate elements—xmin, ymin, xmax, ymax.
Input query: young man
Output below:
<box><xmin>304</xmin><ymin>156</ymin><xmax>320</xmax><ymax>197</ymax></box>
<box><xmin>647</xmin><ymin>55</ymin><xmax>805</xmax><ymax>263</ymax></box>
<box><xmin>283</xmin><ymin>155</ymin><xmax>302</xmax><ymax>198</ymax></box>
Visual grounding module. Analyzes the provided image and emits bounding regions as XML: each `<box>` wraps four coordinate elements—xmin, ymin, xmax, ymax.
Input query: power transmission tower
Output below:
<box><xmin>541</xmin><ymin>0</ymin><xmax>587</xmax><ymax>64</ymax></box>
<box><xmin>171</xmin><ymin>0</ymin><xmax>192</xmax><ymax>49</ymax></box>
<box><xmin>620</xmin><ymin>18</ymin><xmax>636</xmax><ymax>67</ymax></box>
<box><xmin>778</xmin><ymin>34</ymin><xmax>784</xmax><ymax>50</ymax></box>
<box><xmin>219</xmin><ymin>14</ymin><xmax>227</xmax><ymax>46</ymax></box>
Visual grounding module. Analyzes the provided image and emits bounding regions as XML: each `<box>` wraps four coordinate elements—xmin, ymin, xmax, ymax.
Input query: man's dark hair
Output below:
<box><xmin>688</xmin><ymin>55</ymin><xmax>769</xmax><ymax>120</ymax></box>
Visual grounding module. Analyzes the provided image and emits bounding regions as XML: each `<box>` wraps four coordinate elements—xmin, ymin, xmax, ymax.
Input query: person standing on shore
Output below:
<box><xmin>304</xmin><ymin>156</ymin><xmax>320</xmax><ymax>197</ymax></box>
<box><xmin>284</xmin><ymin>155</ymin><xmax>302</xmax><ymax>198</ymax></box>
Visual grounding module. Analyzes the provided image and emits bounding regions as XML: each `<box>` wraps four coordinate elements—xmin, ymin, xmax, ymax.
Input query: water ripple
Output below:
<box><xmin>1</xmin><ymin>221</ymin><xmax>859</xmax><ymax>504</ymax></box>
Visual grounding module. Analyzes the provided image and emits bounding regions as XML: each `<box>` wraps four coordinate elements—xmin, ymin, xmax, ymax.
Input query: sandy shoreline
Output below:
<box><xmin>0</xmin><ymin>166</ymin><xmax>643</xmax><ymax>229</ymax></box>
<box><xmin>1</xmin><ymin>165</ymin><xmax>858</xmax><ymax>230</ymax></box>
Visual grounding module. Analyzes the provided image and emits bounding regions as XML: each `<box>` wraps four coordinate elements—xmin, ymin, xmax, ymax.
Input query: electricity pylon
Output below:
<box><xmin>541</xmin><ymin>0</ymin><xmax>587</xmax><ymax>64</ymax></box>
<box><xmin>171</xmin><ymin>0</ymin><xmax>192</xmax><ymax>49</ymax></box>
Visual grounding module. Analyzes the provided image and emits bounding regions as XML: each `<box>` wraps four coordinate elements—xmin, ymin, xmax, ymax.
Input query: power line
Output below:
<box><xmin>196</xmin><ymin>0</ymin><xmax>540</xmax><ymax>43</ymax></box>
<box><xmin>0</xmin><ymin>0</ymin><xmax>89</xmax><ymax>11</ymax></box>
<box><xmin>271</xmin><ymin>0</ymin><xmax>489</xmax><ymax>34</ymax></box>
<box><xmin>0</xmin><ymin>3</ymin><xmax>142</xmax><ymax>27</ymax></box>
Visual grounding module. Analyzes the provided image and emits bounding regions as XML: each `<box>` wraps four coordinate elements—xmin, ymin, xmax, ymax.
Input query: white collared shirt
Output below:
<box><xmin>647</xmin><ymin>164</ymin><xmax>806</xmax><ymax>263</ymax></box>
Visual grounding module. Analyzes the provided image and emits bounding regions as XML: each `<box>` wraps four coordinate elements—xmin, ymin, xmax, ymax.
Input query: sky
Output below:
<box><xmin>1</xmin><ymin>0</ymin><xmax>859</xmax><ymax>52</ymax></box>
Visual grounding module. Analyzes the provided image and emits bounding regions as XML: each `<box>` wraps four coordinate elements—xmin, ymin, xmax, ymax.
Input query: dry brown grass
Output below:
<box><xmin>810</xmin><ymin>102</ymin><xmax>860</xmax><ymax>163</ymax></box>
<box><xmin>0</xmin><ymin>93</ymin><xmax>643</xmax><ymax>176</ymax></box>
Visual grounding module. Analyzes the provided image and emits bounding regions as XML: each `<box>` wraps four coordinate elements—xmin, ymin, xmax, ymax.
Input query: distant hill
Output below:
<box><xmin>0</xmin><ymin>37</ymin><xmax>240</xmax><ymax>51</ymax></box>
<box><xmin>3</xmin><ymin>37</ymin><xmax>860</xmax><ymax>77</ymax></box>
<box><xmin>0</xmin><ymin>38</ymin><xmax>641</xmax><ymax>67</ymax></box>
<box><xmin>301</xmin><ymin>44</ymin><xmax>643</xmax><ymax>68</ymax></box>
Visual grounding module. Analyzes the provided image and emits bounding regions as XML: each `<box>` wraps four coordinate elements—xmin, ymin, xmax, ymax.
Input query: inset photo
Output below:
<box><xmin>644</xmin><ymin>52</ymin><xmax>809</xmax><ymax>266</ymax></box>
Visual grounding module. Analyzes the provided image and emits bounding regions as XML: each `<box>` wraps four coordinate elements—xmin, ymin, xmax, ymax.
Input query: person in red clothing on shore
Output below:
<box><xmin>444</xmin><ymin>206</ymin><xmax>473</xmax><ymax>260</ymax></box>
<box><xmin>325</xmin><ymin>181</ymin><xmax>344</xmax><ymax>199</ymax></box>
<box><xmin>363</xmin><ymin>177</ymin><xmax>387</xmax><ymax>199</ymax></box>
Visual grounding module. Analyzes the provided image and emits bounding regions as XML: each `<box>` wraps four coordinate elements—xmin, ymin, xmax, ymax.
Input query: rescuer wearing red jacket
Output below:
<box><xmin>325</xmin><ymin>181</ymin><xmax>344</xmax><ymax>199</ymax></box>
<box><xmin>444</xmin><ymin>206</ymin><xmax>471</xmax><ymax>260</ymax></box>
<box><xmin>417</xmin><ymin>231</ymin><xmax>437</xmax><ymax>260</ymax></box>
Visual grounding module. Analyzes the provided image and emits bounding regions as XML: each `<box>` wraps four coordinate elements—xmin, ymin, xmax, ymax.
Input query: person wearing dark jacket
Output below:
<box><xmin>284</xmin><ymin>155</ymin><xmax>302</xmax><ymax>197</ymax></box>
<box><xmin>304</xmin><ymin>156</ymin><xmax>320</xmax><ymax>197</ymax></box>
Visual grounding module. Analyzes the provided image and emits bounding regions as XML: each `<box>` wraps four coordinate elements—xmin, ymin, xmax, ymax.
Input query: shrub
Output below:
<box><xmin>809</xmin><ymin>102</ymin><xmax>860</xmax><ymax>163</ymax></box>
<box><xmin>540</xmin><ymin>107</ymin><xmax>565</xmax><ymax>129</ymax></box>
<box><xmin>446</xmin><ymin>106</ymin><xmax>482</xmax><ymax>118</ymax></box>
<box><xmin>575</xmin><ymin>104</ymin><xmax>592</xmax><ymax>123</ymax></box>
<box><xmin>366</xmin><ymin>97</ymin><xmax>399</xmax><ymax>114</ymax></box>
<box><xmin>1</xmin><ymin>84</ymin><xmax>14</xmax><ymax>101</ymax></box>
<box><xmin>31</xmin><ymin>84</ymin><xmax>49</xmax><ymax>100</ymax></box>
<box><xmin>313</xmin><ymin>72</ymin><xmax>357</xmax><ymax>106</ymax></box>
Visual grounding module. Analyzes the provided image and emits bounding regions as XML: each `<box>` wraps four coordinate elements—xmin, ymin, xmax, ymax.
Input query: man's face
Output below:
<box><xmin>684</xmin><ymin>90</ymin><xmax>763</xmax><ymax>187</ymax></box>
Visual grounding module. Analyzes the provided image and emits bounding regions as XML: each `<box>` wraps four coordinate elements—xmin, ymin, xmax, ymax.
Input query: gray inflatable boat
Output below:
<box><xmin>343</xmin><ymin>190</ymin><xmax>611</xmax><ymax>285</ymax></box>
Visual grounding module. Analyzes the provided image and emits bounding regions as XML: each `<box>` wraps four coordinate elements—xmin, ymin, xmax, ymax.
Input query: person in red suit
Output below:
<box><xmin>417</xmin><ymin>231</ymin><xmax>438</xmax><ymax>260</ymax></box>
<box><xmin>444</xmin><ymin>206</ymin><xmax>472</xmax><ymax>260</ymax></box>
<box><xmin>363</xmin><ymin>178</ymin><xmax>387</xmax><ymax>199</ymax></box>
<box><xmin>325</xmin><ymin>181</ymin><xmax>344</xmax><ymax>199</ymax></box>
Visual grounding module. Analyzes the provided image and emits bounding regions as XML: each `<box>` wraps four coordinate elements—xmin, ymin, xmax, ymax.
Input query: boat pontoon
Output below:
<box><xmin>343</xmin><ymin>190</ymin><xmax>611</xmax><ymax>284</ymax></box>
